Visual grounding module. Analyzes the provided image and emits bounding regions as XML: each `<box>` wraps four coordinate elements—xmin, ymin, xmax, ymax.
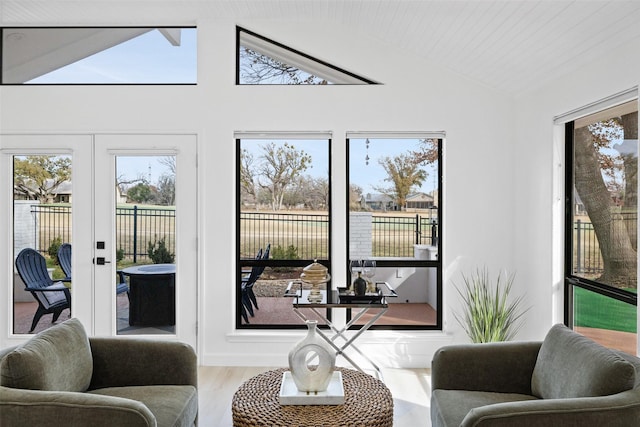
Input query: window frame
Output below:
<box><xmin>235</xmin><ymin>26</ymin><xmax>377</xmax><ymax>85</ymax></box>
<box><xmin>235</xmin><ymin>135</ymin><xmax>333</xmax><ymax>329</ymax></box>
<box><xmin>345</xmin><ymin>136</ymin><xmax>443</xmax><ymax>331</ymax></box>
<box><xmin>563</xmin><ymin>117</ymin><xmax>638</xmax><ymax>328</ymax></box>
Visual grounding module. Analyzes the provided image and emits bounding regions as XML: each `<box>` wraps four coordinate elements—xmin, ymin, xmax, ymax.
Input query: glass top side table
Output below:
<box><xmin>284</xmin><ymin>282</ymin><xmax>397</xmax><ymax>378</ymax></box>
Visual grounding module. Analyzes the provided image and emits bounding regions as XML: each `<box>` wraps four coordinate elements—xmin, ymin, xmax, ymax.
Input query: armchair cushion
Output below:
<box><xmin>531</xmin><ymin>324</ymin><xmax>635</xmax><ymax>399</ymax></box>
<box><xmin>0</xmin><ymin>318</ymin><xmax>92</xmax><ymax>392</ymax></box>
<box><xmin>0</xmin><ymin>386</ymin><xmax>157</xmax><ymax>426</ymax></box>
<box><xmin>89</xmin><ymin>385</ymin><xmax>198</xmax><ymax>427</ymax></box>
<box><xmin>432</xmin><ymin>389</ymin><xmax>538</xmax><ymax>427</ymax></box>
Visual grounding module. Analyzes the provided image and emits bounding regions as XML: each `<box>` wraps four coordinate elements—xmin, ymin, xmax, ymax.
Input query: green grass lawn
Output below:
<box><xmin>574</xmin><ymin>287</ymin><xmax>637</xmax><ymax>333</ymax></box>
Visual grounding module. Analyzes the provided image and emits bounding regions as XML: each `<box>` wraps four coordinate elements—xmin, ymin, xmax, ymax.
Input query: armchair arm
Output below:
<box><xmin>0</xmin><ymin>386</ymin><xmax>155</xmax><ymax>427</ymax></box>
<box><xmin>461</xmin><ymin>388</ymin><xmax>640</xmax><ymax>427</ymax></box>
<box><xmin>432</xmin><ymin>341</ymin><xmax>541</xmax><ymax>394</ymax></box>
<box><xmin>89</xmin><ymin>338</ymin><xmax>197</xmax><ymax>390</ymax></box>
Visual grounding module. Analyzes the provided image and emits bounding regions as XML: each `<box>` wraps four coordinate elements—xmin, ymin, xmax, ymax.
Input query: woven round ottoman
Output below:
<box><xmin>232</xmin><ymin>367</ymin><xmax>394</xmax><ymax>427</ymax></box>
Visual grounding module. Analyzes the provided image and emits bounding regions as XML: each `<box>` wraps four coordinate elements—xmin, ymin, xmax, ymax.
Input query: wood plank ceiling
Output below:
<box><xmin>1</xmin><ymin>0</ymin><xmax>640</xmax><ymax>96</ymax></box>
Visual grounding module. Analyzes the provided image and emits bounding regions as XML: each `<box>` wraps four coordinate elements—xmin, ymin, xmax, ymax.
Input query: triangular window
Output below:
<box><xmin>237</xmin><ymin>27</ymin><xmax>375</xmax><ymax>85</ymax></box>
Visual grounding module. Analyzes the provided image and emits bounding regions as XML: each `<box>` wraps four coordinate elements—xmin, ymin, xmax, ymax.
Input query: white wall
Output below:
<box><xmin>199</xmin><ymin>20</ymin><xmax>518</xmax><ymax>366</ymax></box>
<box><xmin>513</xmin><ymin>37</ymin><xmax>640</xmax><ymax>354</ymax></box>
<box><xmin>1</xmin><ymin>18</ymin><xmax>533</xmax><ymax>366</ymax></box>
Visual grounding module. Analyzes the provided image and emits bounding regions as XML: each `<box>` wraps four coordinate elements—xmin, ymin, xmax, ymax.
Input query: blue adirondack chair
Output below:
<box><xmin>15</xmin><ymin>248</ymin><xmax>71</xmax><ymax>332</ymax></box>
<box><xmin>57</xmin><ymin>243</ymin><xmax>72</xmax><ymax>283</ymax></box>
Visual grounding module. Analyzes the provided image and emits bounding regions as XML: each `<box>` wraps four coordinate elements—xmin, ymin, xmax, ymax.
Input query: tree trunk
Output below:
<box><xmin>574</xmin><ymin>125</ymin><xmax>637</xmax><ymax>288</ymax></box>
<box><xmin>617</xmin><ymin>111</ymin><xmax>638</xmax><ymax>251</ymax></box>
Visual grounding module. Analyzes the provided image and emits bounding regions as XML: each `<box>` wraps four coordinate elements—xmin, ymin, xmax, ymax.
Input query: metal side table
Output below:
<box><xmin>285</xmin><ymin>282</ymin><xmax>396</xmax><ymax>378</ymax></box>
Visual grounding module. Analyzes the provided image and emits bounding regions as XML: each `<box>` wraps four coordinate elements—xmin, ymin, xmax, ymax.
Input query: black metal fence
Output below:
<box><xmin>573</xmin><ymin>213</ymin><xmax>637</xmax><ymax>277</ymax></box>
<box><xmin>115</xmin><ymin>205</ymin><xmax>175</xmax><ymax>263</ymax></box>
<box><xmin>573</xmin><ymin>220</ymin><xmax>602</xmax><ymax>276</ymax></box>
<box><xmin>239</xmin><ymin>212</ymin><xmax>329</xmax><ymax>259</ymax></box>
<box><xmin>29</xmin><ymin>205</ymin><xmax>635</xmax><ymax>271</ymax></box>
<box><xmin>31</xmin><ymin>205</ymin><xmax>72</xmax><ymax>255</ymax></box>
<box><xmin>29</xmin><ymin>205</ymin><xmax>175</xmax><ymax>262</ymax></box>
<box><xmin>239</xmin><ymin>212</ymin><xmax>438</xmax><ymax>259</ymax></box>
<box><xmin>372</xmin><ymin>214</ymin><xmax>438</xmax><ymax>257</ymax></box>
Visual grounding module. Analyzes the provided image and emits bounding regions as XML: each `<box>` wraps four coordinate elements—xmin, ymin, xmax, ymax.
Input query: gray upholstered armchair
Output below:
<box><xmin>431</xmin><ymin>324</ymin><xmax>640</xmax><ymax>426</ymax></box>
<box><xmin>0</xmin><ymin>318</ymin><xmax>198</xmax><ymax>427</ymax></box>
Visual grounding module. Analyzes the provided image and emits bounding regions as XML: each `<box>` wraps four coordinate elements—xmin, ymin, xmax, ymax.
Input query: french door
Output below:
<box><xmin>1</xmin><ymin>134</ymin><xmax>197</xmax><ymax>349</ymax></box>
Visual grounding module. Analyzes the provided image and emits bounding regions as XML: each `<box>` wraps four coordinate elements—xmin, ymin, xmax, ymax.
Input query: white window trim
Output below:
<box><xmin>553</xmin><ymin>87</ymin><xmax>638</xmax><ymax>125</ymax></box>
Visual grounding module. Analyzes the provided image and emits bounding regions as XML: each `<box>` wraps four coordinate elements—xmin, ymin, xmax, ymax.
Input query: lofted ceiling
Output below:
<box><xmin>1</xmin><ymin>0</ymin><xmax>640</xmax><ymax>96</ymax></box>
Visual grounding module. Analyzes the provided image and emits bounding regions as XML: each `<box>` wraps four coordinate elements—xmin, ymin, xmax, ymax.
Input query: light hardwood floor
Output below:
<box><xmin>198</xmin><ymin>366</ymin><xmax>432</xmax><ymax>426</ymax></box>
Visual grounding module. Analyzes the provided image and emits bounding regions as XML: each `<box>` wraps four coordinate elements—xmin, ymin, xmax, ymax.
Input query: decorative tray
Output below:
<box><xmin>279</xmin><ymin>371</ymin><xmax>345</xmax><ymax>405</ymax></box>
<box><xmin>337</xmin><ymin>287</ymin><xmax>383</xmax><ymax>304</ymax></box>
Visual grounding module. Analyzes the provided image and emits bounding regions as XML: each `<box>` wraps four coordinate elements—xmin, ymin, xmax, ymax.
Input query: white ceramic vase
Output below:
<box><xmin>288</xmin><ymin>320</ymin><xmax>336</xmax><ymax>392</ymax></box>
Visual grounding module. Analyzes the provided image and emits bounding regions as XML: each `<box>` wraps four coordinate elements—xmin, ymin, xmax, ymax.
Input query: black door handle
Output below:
<box><xmin>95</xmin><ymin>257</ymin><xmax>111</xmax><ymax>265</ymax></box>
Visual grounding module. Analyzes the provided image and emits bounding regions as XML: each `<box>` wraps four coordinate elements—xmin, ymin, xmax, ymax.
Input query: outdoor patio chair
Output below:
<box><xmin>245</xmin><ymin>243</ymin><xmax>270</xmax><ymax>312</ymax></box>
<box><xmin>15</xmin><ymin>247</ymin><xmax>71</xmax><ymax>333</ymax></box>
<box><xmin>57</xmin><ymin>243</ymin><xmax>129</xmax><ymax>296</ymax></box>
<box><xmin>241</xmin><ymin>248</ymin><xmax>262</xmax><ymax>323</ymax></box>
<box><xmin>116</xmin><ymin>270</ymin><xmax>129</xmax><ymax>296</ymax></box>
<box><xmin>57</xmin><ymin>243</ymin><xmax>72</xmax><ymax>282</ymax></box>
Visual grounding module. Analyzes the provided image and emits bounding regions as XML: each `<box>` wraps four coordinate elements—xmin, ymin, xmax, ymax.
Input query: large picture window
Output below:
<box><xmin>235</xmin><ymin>132</ymin><xmax>442</xmax><ymax>330</ymax></box>
<box><xmin>236</xmin><ymin>134</ymin><xmax>331</xmax><ymax>328</ymax></box>
<box><xmin>347</xmin><ymin>134</ymin><xmax>442</xmax><ymax>330</ymax></box>
<box><xmin>565</xmin><ymin>98</ymin><xmax>638</xmax><ymax>354</ymax></box>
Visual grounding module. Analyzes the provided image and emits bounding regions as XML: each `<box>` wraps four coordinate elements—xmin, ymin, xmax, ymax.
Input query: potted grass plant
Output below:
<box><xmin>452</xmin><ymin>267</ymin><xmax>529</xmax><ymax>343</ymax></box>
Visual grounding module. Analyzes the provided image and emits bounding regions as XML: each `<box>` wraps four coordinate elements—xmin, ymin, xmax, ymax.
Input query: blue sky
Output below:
<box><xmin>116</xmin><ymin>156</ymin><xmax>173</xmax><ymax>187</ymax></box>
<box><xmin>241</xmin><ymin>138</ymin><xmax>437</xmax><ymax>195</ymax></box>
<box><xmin>350</xmin><ymin>138</ymin><xmax>437</xmax><ymax>195</ymax></box>
<box><xmin>28</xmin><ymin>28</ymin><xmax>197</xmax><ymax>84</ymax></box>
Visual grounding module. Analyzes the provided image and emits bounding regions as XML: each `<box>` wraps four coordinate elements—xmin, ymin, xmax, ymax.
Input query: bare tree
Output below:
<box><xmin>257</xmin><ymin>142</ymin><xmax>311</xmax><ymax>210</ymax></box>
<box><xmin>574</xmin><ymin>113</ymin><xmax>637</xmax><ymax>288</ymax></box>
<box><xmin>240</xmin><ymin>149</ymin><xmax>257</xmax><ymax>204</ymax></box>
<box><xmin>617</xmin><ymin>111</ymin><xmax>638</xmax><ymax>251</ymax></box>
<box><xmin>156</xmin><ymin>174</ymin><xmax>175</xmax><ymax>205</ymax></box>
<box><xmin>349</xmin><ymin>183</ymin><xmax>364</xmax><ymax>210</ymax></box>
<box><xmin>13</xmin><ymin>156</ymin><xmax>71</xmax><ymax>203</ymax></box>
<box><xmin>159</xmin><ymin>156</ymin><xmax>176</xmax><ymax>175</ymax></box>
<box><xmin>375</xmin><ymin>153</ymin><xmax>427</xmax><ymax>209</ymax></box>
<box><xmin>239</xmin><ymin>47</ymin><xmax>328</xmax><ymax>85</ymax></box>
<box><xmin>411</xmin><ymin>138</ymin><xmax>439</xmax><ymax>165</ymax></box>
<box><xmin>304</xmin><ymin>177</ymin><xmax>329</xmax><ymax>210</ymax></box>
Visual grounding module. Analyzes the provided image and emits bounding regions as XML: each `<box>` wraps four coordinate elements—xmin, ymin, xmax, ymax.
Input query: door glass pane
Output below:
<box><xmin>116</xmin><ymin>155</ymin><xmax>176</xmax><ymax>335</ymax></box>
<box><xmin>348</xmin><ymin>137</ymin><xmax>439</xmax><ymax>328</ymax></box>
<box><xmin>13</xmin><ymin>155</ymin><xmax>72</xmax><ymax>334</ymax></box>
